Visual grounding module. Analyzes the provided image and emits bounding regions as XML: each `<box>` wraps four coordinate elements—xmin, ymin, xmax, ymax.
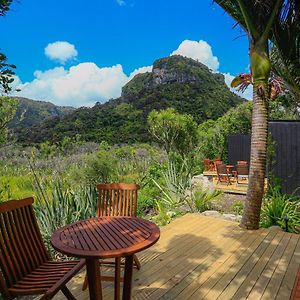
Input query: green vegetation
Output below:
<box><xmin>13</xmin><ymin>55</ymin><xmax>244</xmax><ymax>145</ymax></box>
<box><xmin>261</xmin><ymin>184</ymin><xmax>300</xmax><ymax>233</ymax></box>
<box><xmin>148</xmin><ymin>108</ymin><xmax>198</xmax><ymax>158</ymax></box>
<box><xmin>0</xmin><ymin>96</ymin><xmax>17</xmax><ymax>145</ymax></box>
<box><xmin>9</xmin><ymin>97</ymin><xmax>75</xmax><ymax>129</ymax></box>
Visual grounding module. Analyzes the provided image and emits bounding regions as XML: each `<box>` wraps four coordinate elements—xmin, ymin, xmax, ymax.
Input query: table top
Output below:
<box><xmin>51</xmin><ymin>216</ymin><xmax>160</xmax><ymax>259</ymax></box>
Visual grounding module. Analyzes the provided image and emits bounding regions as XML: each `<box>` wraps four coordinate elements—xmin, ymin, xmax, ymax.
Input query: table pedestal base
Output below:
<box><xmin>123</xmin><ymin>255</ymin><xmax>134</xmax><ymax>300</ymax></box>
<box><xmin>86</xmin><ymin>258</ymin><xmax>102</xmax><ymax>300</ymax></box>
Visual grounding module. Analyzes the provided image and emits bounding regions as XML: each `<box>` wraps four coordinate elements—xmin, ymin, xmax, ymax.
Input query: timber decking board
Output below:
<box><xmin>51</xmin><ymin>214</ymin><xmax>300</xmax><ymax>300</ymax></box>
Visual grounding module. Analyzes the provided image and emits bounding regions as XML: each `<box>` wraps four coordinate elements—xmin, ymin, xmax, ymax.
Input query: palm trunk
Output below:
<box><xmin>241</xmin><ymin>83</ymin><xmax>269</xmax><ymax>229</ymax></box>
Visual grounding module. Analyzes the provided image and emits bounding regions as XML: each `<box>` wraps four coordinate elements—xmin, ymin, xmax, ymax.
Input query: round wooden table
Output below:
<box><xmin>51</xmin><ymin>216</ymin><xmax>160</xmax><ymax>300</ymax></box>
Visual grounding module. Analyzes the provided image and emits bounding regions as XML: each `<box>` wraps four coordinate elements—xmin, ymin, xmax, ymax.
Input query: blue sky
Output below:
<box><xmin>1</xmin><ymin>0</ymin><xmax>251</xmax><ymax>106</ymax></box>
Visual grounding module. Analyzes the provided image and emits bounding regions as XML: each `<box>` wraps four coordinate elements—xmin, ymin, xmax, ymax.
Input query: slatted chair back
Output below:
<box><xmin>96</xmin><ymin>183</ymin><xmax>140</xmax><ymax>217</ymax></box>
<box><xmin>0</xmin><ymin>197</ymin><xmax>50</xmax><ymax>297</ymax></box>
<box><xmin>213</xmin><ymin>160</ymin><xmax>222</xmax><ymax>171</ymax></box>
<box><xmin>203</xmin><ymin>159</ymin><xmax>212</xmax><ymax>171</ymax></box>
<box><xmin>237</xmin><ymin>160</ymin><xmax>248</xmax><ymax>165</ymax></box>
<box><xmin>237</xmin><ymin>164</ymin><xmax>249</xmax><ymax>176</ymax></box>
<box><xmin>216</xmin><ymin>164</ymin><xmax>227</xmax><ymax>175</ymax></box>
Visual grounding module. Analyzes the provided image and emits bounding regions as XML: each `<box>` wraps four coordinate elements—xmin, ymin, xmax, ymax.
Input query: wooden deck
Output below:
<box><xmin>201</xmin><ymin>172</ymin><xmax>268</xmax><ymax>195</ymax></box>
<box><xmin>53</xmin><ymin>214</ymin><xmax>300</xmax><ymax>300</ymax></box>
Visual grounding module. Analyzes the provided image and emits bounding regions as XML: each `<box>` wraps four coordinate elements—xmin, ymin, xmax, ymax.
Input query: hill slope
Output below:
<box><xmin>14</xmin><ymin>55</ymin><xmax>245</xmax><ymax>145</ymax></box>
<box><xmin>9</xmin><ymin>97</ymin><xmax>75</xmax><ymax>128</ymax></box>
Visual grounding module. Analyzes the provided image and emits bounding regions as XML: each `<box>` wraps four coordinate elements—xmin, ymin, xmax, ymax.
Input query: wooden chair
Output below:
<box><xmin>203</xmin><ymin>159</ymin><xmax>214</xmax><ymax>172</ymax></box>
<box><xmin>82</xmin><ymin>183</ymin><xmax>141</xmax><ymax>293</ymax></box>
<box><xmin>236</xmin><ymin>164</ymin><xmax>249</xmax><ymax>185</ymax></box>
<box><xmin>216</xmin><ymin>164</ymin><xmax>232</xmax><ymax>185</ymax></box>
<box><xmin>213</xmin><ymin>159</ymin><xmax>223</xmax><ymax>172</ymax></box>
<box><xmin>0</xmin><ymin>197</ymin><xmax>85</xmax><ymax>300</ymax></box>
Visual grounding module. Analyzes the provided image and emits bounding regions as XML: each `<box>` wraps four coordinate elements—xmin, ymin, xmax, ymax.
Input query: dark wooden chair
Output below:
<box><xmin>82</xmin><ymin>183</ymin><xmax>141</xmax><ymax>293</ymax></box>
<box><xmin>236</xmin><ymin>164</ymin><xmax>249</xmax><ymax>185</ymax></box>
<box><xmin>0</xmin><ymin>197</ymin><xmax>85</xmax><ymax>300</ymax></box>
<box><xmin>216</xmin><ymin>164</ymin><xmax>232</xmax><ymax>185</ymax></box>
<box><xmin>213</xmin><ymin>159</ymin><xmax>223</xmax><ymax>172</ymax></box>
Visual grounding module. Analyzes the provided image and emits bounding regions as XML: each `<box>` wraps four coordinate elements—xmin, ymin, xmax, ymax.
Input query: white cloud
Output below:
<box><xmin>15</xmin><ymin>39</ymin><xmax>252</xmax><ymax>107</ymax></box>
<box><xmin>16</xmin><ymin>63</ymin><xmax>129</xmax><ymax>107</ymax></box>
<box><xmin>116</xmin><ymin>0</ymin><xmax>126</xmax><ymax>6</ymax></box>
<box><xmin>171</xmin><ymin>40</ymin><xmax>220</xmax><ymax>71</ymax></box>
<box><xmin>223</xmin><ymin>72</ymin><xmax>253</xmax><ymax>100</ymax></box>
<box><xmin>129</xmin><ymin>65</ymin><xmax>153</xmax><ymax>79</ymax></box>
<box><xmin>45</xmin><ymin>41</ymin><xmax>78</xmax><ymax>64</ymax></box>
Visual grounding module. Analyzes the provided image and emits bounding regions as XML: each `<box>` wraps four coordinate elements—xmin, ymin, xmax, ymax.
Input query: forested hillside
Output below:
<box><xmin>9</xmin><ymin>97</ymin><xmax>75</xmax><ymax>128</ymax></box>
<box><xmin>14</xmin><ymin>55</ymin><xmax>245</xmax><ymax>145</ymax></box>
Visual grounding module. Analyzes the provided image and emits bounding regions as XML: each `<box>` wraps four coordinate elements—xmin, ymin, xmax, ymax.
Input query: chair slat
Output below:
<box><xmin>96</xmin><ymin>183</ymin><xmax>140</xmax><ymax>218</ymax></box>
<box><xmin>20</xmin><ymin>207</ymin><xmax>41</xmax><ymax>269</ymax></box>
<box><xmin>6</xmin><ymin>211</ymin><xmax>28</xmax><ymax>277</ymax></box>
<box><xmin>4</xmin><ymin>212</ymin><xmax>25</xmax><ymax>278</ymax></box>
<box><xmin>0</xmin><ymin>214</ymin><xmax>20</xmax><ymax>284</ymax></box>
<box><xmin>14</xmin><ymin>208</ymin><xmax>36</xmax><ymax>273</ymax></box>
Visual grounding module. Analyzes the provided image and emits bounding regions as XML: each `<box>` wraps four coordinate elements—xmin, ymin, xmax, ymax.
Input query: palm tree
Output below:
<box><xmin>271</xmin><ymin>2</ymin><xmax>300</xmax><ymax>101</ymax></box>
<box><xmin>213</xmin><ymin>0</ymin><xmax>290</xmax><ymax>229</ymax></box>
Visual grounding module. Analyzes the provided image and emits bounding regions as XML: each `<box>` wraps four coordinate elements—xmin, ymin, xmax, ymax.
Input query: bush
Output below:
<box><xmin>260</xmin><ymin>185</ymin><xmax>300</xmax><ymax>233</ymax></box>
<box><xmin>189</xmin><ymin>188</ymin><xmax>222</xmax><ymax>213</ymax></box>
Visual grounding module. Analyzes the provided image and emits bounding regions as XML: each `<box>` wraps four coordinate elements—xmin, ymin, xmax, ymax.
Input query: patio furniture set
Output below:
<box><xmin>0</xmin><ymin>183</ymin><xmax>160</xmax><ymax>300</ymax></box>
<box><xmin>204</xmin><ymin>158</ymin><xmax>249</xmax><ymax>186</ymax></box>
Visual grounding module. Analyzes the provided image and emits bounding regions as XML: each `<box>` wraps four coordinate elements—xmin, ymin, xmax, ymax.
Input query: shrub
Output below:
<box><xmin>260</xmin><ymin>185</ymin><xmax>300</xmax><ymax>233</ymax></box>
<box><xmin>189</xmin><ymin>188</ymin><xmax>222</xmax><ymax>213</ymax></box>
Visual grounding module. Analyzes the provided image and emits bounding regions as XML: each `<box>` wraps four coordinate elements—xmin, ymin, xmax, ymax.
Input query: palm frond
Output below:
<box><xmin>214</xmin><ymin>0</ymin><xmax>285</xmax><ymax>41</ymax></box>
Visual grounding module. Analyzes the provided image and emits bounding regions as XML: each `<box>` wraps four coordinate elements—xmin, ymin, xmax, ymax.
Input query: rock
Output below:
<box><xmin>192</xmin><ymin>174</ymin><xmax>215</xmax><ymax>192</ymax></box>
<box><xmin>236</xmin><ymin>215</ymin><xmax>243</xmax><ymax>222</ymax></box>
<box><xmin>166</xmin><ymin>211</ymin><xmax>177</xmax><ymax>218</ymax></box>
<box><xmin>269</xmin><ymin>225</ymin><xmax>283</xmax><ymax>231</ymax></box>
<box><xmin>222</xmin><ymin>213</ymin><xmax>237</xmax><ymax>221</ymax></box>
<box><xmin>202</xmin><ymin>210</ymin><xmax>222</xmax><ymax>218</ymax></box>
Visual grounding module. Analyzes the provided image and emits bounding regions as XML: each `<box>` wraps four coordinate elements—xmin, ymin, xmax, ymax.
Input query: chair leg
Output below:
<box><xmin>133</xmin><ymin>254</ymin><xmax>141</xmax><ymax>270</ymax></box>
<box><xmin>61</xmin><ymin>286</ymin><xmax>77</xmax><ymax>300</ymax></box>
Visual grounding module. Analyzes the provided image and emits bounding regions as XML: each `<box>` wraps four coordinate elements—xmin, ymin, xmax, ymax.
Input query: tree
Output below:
<box><xmin>0</xmin><ymin>0</ymin><xmax>18</xmax><ymax>145</ymax></box>
<box><xmin>214</xmin><ymin>0</ymin><xmax>293</xmax><ymax>229</ymax></box>
<box><xmin>0</xmin><ymin>0</ymin><xmax>13</xmax><ymax>16</ymax></box>
<box><xmin>148</xmin><ymin>108</ymin><xmax>198</xmax><ymax>158</ymax></box>
<box><xmin>0</xmin><ymin>96</ymin><xmax>17</xmax><ymax>144</ymax></box>
<box><xmin>271</xmin><ymin>2</ymin><xmax>300</xmax><ymax>101</ymax></box>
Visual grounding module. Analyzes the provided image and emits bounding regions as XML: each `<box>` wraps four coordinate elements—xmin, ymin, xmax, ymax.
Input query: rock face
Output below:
<box><xmin>152</xmin><ymin>59</ymin><xmax>199</xmax><ymax>85</ymax></box>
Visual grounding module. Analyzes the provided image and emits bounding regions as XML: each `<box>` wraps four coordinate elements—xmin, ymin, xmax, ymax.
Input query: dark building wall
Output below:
<box><xmin>228</xmin><ymin>121</ymin><xmax>300</xmax><ymax>196</ymax></box>
<box><xmin>269</xmin><ymin>121</ymin><xmax>300</xmax><ymax>195</ymax></box>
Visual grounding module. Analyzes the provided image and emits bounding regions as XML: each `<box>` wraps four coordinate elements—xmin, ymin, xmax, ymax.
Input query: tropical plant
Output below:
<box><xmin>190</xmin><ymin>188</ymin><xmax>222</xmax><ymax>213</ymax></box>
<box><xmin>33</xmin><ymin>177</ymin><xmax>98</xmax><ymax>256</ymax></box>
<box><xmin>214</xmin><ymin>0</ymin><xmax>296</xmax><ymax>229</ymax></box>
<box><xmin>271</xmin><ymin>2</ymin><xmax>300</xmax><ymax>101</ymax></box>
<box><xmin>0</xmin><ymin>0</ymin><xmax>13</xmax><ymax>16</ymax></box>
<box><xmin>260</xmin><ymin>184</ymin><xmax>300</xmax><ymax>233</ymax></box>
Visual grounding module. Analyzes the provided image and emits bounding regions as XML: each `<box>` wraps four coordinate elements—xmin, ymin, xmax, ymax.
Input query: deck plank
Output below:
<box><xmin>51</xmin><ymin>214</ymin><xmax>299</xmax><ymax>300</ymax></box>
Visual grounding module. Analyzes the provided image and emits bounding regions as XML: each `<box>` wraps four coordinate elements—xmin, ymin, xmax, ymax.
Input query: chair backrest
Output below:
<box><xmin>96</xmin><ymin>183</ymin><xmax>140</xmax><ymax>217</ymax></box>
<box><xmin>213</xmin><ymin>160</ymin><xmax>223</xmax><ymax>171</ymax></box>
<box><xmin>216</xmin><ymin>164</ymin><xmax>228</xmax><ymax>175</ymax></box>
<box><xmin>237</xmin><ymin>160</ymin><xmax>248</xmax><ymax>165</ymax></box>
<box><xmin>237</xmin><ymin>164</ymin><xmax>249</xmax><ymax>176</ymax></box>
<box><xmin>0</xmin><ymin>198</ymin><xmax>50</xmax><ymax>297</ymax></box>
<box><xmin>203</xmin><ymin>159</ymin><xmax>211</xmax><ymax>171</ymax></box>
